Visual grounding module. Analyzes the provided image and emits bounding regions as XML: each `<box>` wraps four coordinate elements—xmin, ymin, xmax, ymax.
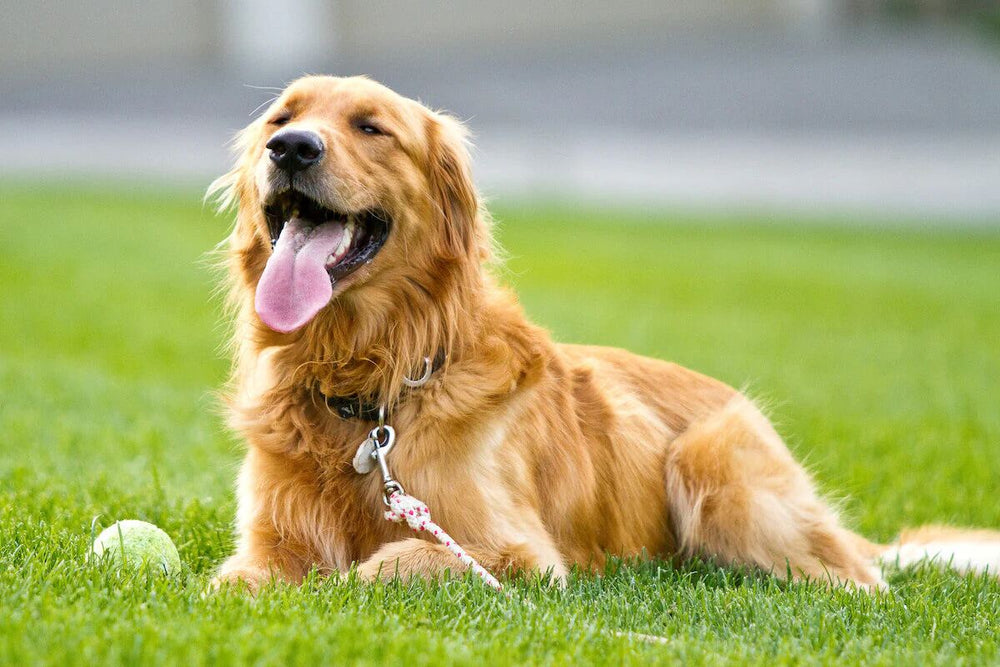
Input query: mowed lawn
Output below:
<box><xmin>1</xmin><ymin>185</ymin><xmax>999</xmax><ymax>665</ymax></box>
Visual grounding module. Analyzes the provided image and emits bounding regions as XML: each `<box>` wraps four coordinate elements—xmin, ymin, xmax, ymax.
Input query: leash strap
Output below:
<box><xmin>353</xmin><ymin>408</ymin><xmax>504</xmax><ymax>592</ymax></box>
<box><xmin>383</xmin><ymin>490</ymin><xmax>503</xmax><ymax>592</ymax></box>
<box><xmin>344</xmin><ymin>370</ymin><xmax>505</xmax><ymax>592</ymax></box>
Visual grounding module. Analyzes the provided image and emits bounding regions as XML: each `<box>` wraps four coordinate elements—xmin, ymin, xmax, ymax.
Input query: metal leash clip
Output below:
<box><xmin>351</xmin><ymin>406</ymin><xmax>404</xmax><ymax>504</ymax></box>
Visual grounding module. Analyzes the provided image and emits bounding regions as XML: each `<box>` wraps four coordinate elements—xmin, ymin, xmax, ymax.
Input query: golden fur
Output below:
<box><xmin>209</xmin><ymin>75</ymin><xmax>999</xmax><ymax>593</ymax></box>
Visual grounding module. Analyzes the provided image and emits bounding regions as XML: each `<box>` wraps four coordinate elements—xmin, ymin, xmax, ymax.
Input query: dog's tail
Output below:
<box><xmin>874</xmin><ymin>525</ymin><xmax>1000</xmax><ymax>576</ymax></box>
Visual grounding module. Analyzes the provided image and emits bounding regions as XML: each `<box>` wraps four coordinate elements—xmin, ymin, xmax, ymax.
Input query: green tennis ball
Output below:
<box><xmin>90</xmin><ymin>520</ymin><xmax>181</xmax><ymax>576</ymax></box>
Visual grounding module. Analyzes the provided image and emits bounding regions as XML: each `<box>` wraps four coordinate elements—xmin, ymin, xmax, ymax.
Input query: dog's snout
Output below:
<box><xmin>266</xmin><ymin>129</ymin><xmax>325</xmax><ymax>173</ymax></box>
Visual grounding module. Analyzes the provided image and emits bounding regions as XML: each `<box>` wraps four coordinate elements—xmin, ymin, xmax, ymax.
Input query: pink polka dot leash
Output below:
<box><xmin>353</xmin><ymin>409</ymin><xmax>504</xmax><ymax>593</ymax></box>
<box><xmin>383</xmin><ymin>489</ymin><xmax>503</xmax><ymax>592</ymax></box>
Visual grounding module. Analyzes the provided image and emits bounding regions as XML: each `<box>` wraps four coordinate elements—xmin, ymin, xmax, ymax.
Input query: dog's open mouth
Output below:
<box><xmin>263</xmin><ymin>190</ymin><xmax>390</xmax><ymax>279</ymax></box>
<box><xmin>255</xmin><ymin>190</ymin><xmax>391</xmax><ymax>333</ymax></box>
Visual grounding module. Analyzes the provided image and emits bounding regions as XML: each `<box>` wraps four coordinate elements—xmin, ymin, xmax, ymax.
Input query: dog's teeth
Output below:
<box><xmin>326</xmin><ymin>220</ymin><xmax>355</xmax><ymax>265</ymax></box>
<box><xmin>337</xmin><ymin>220</ymin><xmax>355</xmax><ymax>255</ymax></box>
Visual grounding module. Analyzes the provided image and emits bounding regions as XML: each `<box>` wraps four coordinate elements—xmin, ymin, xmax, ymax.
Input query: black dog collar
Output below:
<box><xmin>318</xmin><ymin>350</ymin><xmax>446</xmax><ymax>421</ymax></box>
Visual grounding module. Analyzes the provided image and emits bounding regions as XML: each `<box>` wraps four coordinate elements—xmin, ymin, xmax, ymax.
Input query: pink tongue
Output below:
<box><xmin>255</xmin><ymin>217</ymin><xmax>346</xmax><ymax>333</ymax></box>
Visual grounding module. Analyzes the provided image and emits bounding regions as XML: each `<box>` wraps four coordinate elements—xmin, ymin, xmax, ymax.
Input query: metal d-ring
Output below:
<box><xmin>401</xmin><ymin>356</ymin><xmax>433</xmax><ymax>388</ymax></box>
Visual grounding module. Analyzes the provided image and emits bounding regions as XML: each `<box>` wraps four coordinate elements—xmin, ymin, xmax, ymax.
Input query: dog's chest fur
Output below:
<box><xmin>232</xmin><ymin>377</ymin><xmax>501</xmax><ymax>570</ymax></box>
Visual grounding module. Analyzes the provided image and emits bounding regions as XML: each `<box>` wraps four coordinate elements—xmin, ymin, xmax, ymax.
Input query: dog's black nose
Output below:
<box><xmin>266</xmin><ymin>129</ymin><xmax>324</xmax><ymax>173</ymax></box>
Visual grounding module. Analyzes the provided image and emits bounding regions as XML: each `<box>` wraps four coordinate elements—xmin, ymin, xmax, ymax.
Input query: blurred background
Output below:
<box><xmin>2</xmin><ymin>0</ymin><xmax>998</xmax><ymax>222</ymax></box>
<box><xmin>3</xmin><ymin>7</ymin><xmax>1000</xmax><ymax>630</ymax></box>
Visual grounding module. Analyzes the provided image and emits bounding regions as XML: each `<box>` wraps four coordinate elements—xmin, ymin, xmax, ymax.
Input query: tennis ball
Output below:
<box><xmin>90</xmin><ymin>520</ymin><xmax>181</xmax><ymax>576</ymax></box>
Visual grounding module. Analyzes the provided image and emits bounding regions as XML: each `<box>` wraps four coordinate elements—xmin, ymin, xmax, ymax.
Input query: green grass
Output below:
<box><xmin>2</xmin><ymin>184</ymin><xmax>999</xmax><ymax>665</ymax></box>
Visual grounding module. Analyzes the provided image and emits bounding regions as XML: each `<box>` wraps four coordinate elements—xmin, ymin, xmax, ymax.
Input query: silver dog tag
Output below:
<box><xmin>353</xmin><ymin>437</ymin><xmax>377</xmax><ymax>474</ymax></box>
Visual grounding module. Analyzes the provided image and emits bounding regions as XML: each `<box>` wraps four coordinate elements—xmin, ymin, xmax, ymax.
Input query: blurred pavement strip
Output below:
<box><xmin>474</xmin><ymin>128</ymin><xmax>1000</xmax><ymax>222</ymax></box>
<box><xmin>2</xmin><ymin>112</ymin><xmax>998</xmax><ymax>222</ymax></box>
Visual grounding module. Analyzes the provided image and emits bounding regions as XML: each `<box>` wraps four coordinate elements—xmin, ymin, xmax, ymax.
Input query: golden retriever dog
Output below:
<box><xmin>209</xmin><ymin>75</ymin><xmax>1000</xmax><ymax>593</ymax></box>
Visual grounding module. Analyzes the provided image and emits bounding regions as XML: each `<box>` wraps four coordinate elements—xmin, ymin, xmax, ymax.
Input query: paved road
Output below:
<box><xmin>2</xmin><ymin>28</ymin><xmax>998</xmax><ymax>221</ymax></box>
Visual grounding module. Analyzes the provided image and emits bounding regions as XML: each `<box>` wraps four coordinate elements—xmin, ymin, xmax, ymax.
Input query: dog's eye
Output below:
<box><xmin>355</xmin><ymin>122</ymin><xmax>385</xmax><ymax>136</ymax></box>
<box><xmin>269</xmin><ymin>113</ymin><xmax>292</xmax><ymax>127</ymax></box>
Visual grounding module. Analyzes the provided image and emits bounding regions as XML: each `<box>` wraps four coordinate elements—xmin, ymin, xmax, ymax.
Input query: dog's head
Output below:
<box><xmin>212</xmin><ymin>75</ymin><xmax>485</xmax><ymax>335</ymax></box>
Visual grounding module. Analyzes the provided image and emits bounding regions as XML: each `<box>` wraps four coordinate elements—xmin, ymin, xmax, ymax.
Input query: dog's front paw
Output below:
<box><xmin>357</xmin><ymin>538</ymin><xmax>464</xmax><ymax>582</ymax></box>
<box><xmin>208</xmin><ymin>563</ymin><xmax>272</xmax><ymax>596</ymax></box>
<box><xmin>355</xmin><ymin>558</ymin><xmax>392</xmax><ymax>583</ymax></box>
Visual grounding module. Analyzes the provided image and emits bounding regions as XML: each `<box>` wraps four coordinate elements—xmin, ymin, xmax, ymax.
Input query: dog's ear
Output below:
<box><xmin>206</xmin><ymin>121</ymin><xmax>261</xmax><ymax>214</ymax></box>
<box><xmin>206</xmin><ymin>119</ymin><xmax>273</xmax><ymax>287</ymax></box>
<box><xmin>426</xmin><ymin>112</ymin><xmax>480</xmax><ymax>261</ymax></box>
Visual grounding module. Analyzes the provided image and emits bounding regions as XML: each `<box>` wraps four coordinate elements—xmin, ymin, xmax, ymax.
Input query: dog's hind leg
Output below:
<box><xmin>664</xmin><ymin>396</ymin><xmax>885</xmax><ymax>590</ymax></box>
<box><xmin>880</xmin><ymin>525</ymin><xmax>1000</xmax><ymax>575</ymax></box>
